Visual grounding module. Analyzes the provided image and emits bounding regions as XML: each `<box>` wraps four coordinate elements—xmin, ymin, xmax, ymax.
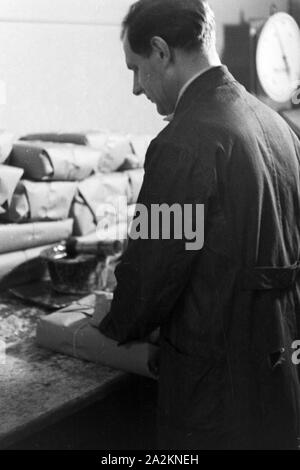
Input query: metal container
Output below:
<box><xmin>40</xmin><ymin>244</ymin><xmax>103</xmax><ymax>295</ymax></box>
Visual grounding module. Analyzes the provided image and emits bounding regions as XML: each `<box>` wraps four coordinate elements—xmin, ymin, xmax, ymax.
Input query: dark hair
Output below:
<box><xmin>121</xmin><ymin>0</ymin><xmax>215</xmax><ymax>56</ymax></box>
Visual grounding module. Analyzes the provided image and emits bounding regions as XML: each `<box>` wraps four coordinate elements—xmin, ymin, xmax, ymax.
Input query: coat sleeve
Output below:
<box><xmin>99</xmin><ymin>139</ymin><xmax>216</xmax><ymax>343</ymax></box>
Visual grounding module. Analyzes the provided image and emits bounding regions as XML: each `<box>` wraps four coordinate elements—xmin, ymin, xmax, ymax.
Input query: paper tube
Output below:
<box><xmin>21</xmin><ymin>131</ymin><xmax>135</xmax><ymax>172</ymax></box>
<box><xmin>36</xmin><ymin>294</ymin><xmax>159</xmax><ymax>379</ymax></box>
<box><xmin>10</xmin><ymin>141</ymin><xmax>102</xmax><ymax>181</ymax></box>
<box><xmin>0</xmin><ymin>219</ymin><xmax>73</xmax><ymax>254</ymax></box>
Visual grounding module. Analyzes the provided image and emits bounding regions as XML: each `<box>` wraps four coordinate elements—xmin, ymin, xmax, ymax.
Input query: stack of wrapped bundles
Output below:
<box><xmin>71</xmin><ymin>172</ymin><xmax>137</xmax><ymax>236</ymax></box>
<box><xmin>3</xmin><ymin>130</ymin><xmax>151</xmax><ymax>289</ymax></box>
<box><xmin>0</xmin><ymin>137</ymin><xmax>86</xmax><ymax>287</ymax></box>
<box><xmin>0</xmin><ymin>163</ymin><xmax>74</xmax><ymax>287</ymax></box>
<box><xmin>20</xmin><ymin>131</ymin><xmax>153</xmax><ymax>171</ymax></box>
<box><xmin>19</xmin><ymin>131</ymin><xmax>150</xmax><ymax>240</ymax></box>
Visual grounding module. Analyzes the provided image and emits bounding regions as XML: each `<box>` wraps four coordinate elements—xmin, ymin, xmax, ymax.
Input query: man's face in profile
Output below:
<box><xmin>123</xmin><ymin>32</ymin><xmax>175</xmax><ymax>116</ymax></box>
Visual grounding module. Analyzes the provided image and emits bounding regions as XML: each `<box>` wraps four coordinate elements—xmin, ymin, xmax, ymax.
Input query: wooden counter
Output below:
<box><xmin>0</xmin><ymin>291</ymin><xmax>131</xmax><ymax>449</ymax></box>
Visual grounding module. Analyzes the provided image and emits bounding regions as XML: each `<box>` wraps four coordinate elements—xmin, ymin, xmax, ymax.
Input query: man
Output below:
<box><xmin>99</xmin><ymin>0</ymin><xmax>300</xmax><ymax>450</ymax></box>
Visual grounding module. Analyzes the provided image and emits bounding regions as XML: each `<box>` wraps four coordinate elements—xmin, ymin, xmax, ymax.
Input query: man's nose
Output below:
<box><xmin>133</xmin><ymin>76</ymin><xmax>143</xmax><ymax>96</ymax></box>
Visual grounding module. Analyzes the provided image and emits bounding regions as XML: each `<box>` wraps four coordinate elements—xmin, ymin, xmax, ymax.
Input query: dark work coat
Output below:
<box><xmin>99</xmin><ymin>66</ymin><xmax>300</xmax><ymax>450</ymax></box>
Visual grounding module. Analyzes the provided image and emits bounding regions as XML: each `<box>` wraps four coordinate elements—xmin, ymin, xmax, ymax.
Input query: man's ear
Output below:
<box><xmin>150</xmin><ymin>36</ymin><xmax>173</xmax><ymax>64</ymax></box>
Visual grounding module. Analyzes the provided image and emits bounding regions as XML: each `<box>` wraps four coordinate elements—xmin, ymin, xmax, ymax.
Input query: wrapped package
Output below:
<box><xmin>10</xmin><ymin>141</ymin><xmax>102</xmax><ymax>181</ymax></box>
<box><xmin>21</xmin><ymin>132</ymin><xmax>95</xmax><ymax>146</ymax></box>
<box><xmin>21</xmin><ymin>131</ymin><xmax>135</xmax><ymax>172</ymax></box>
<box><xmin>36</xmin><ymin>294</ymin><xmax>158</xmax><ymax>378</ymax></box>
<box><xmin>0</xmin><ymin>130</ymin><xmax>15</xmax><ymax>163</ymax></box>
<box><xmin>3</xmin><ymin>180</ymin><xmax>77</xmax><ymax>223</ymax></box>
<box><xmin>71</xmin><ymin>173</ymin><xmax>130</xmax><ymax>236</ymax></box>
<box><xmin>0</xmin><ymin>165</ymin><xmax>24</xmax><ymax>215</ymax></box>
<box><xmin>126</xmin><ymin>169</ymin><xmax>144</xmax><ymax>204</ymax></box>
<box><xmin>117</xmin><ymin>134</ymin><xmax>153</xmax><ymax>170</ymax></box>
<box><xmin>129</xmin><ymin>134</ymin><xmax>153</xmax><ymax>167</ymax></box>
<box><xmin>0</xmin><ymin>244</ymin><xmax>52</xmax><ymax>289</ymax></box>
<box><xmin>0</xmin><ymin>219</ymin><xmax>73</xmax><ymax>254</ymax></box>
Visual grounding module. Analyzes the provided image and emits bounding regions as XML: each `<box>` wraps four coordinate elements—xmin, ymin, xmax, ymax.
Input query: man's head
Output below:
<box><xmin>122</xmin><ymin>0</ymin><xmax>218</xmax><ymax>116</ymax></box>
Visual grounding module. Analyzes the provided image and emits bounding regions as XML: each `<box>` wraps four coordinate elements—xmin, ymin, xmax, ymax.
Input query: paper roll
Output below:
<box><xmin>10</xmin><ymin>141</ymin><xmax>102</xmax><ymax>181</ymax></box>
<box><xmin>4</xmin><ymin>180</ymin><xmax>77</xmax><ymax>223</ymax></box>
<box><xmin>71</xmin><ymin>173</ymin><xmax>130</xmax><ymax>236</ymax></box>
<box><xmin>0</xmin><ymin>165</ymin><xmax>24</xmax><ymax>215</ymax></box>
<box><xmin>20</xmin><ymin>131</ymin><xmax>136</xmax><ymax>172</ymax></box>
<box><xmin>0</xmin><ymin>219</ymin><xmax>73</xmax><ymax>254</ymax></box>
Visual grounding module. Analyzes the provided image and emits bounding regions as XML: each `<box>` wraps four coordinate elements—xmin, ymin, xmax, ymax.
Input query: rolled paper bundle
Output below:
<box><xmin>20</xmin><ymin>131</ymin><xmax>136</xmax><ymax>172</ymax></box>
<box><xmin>126</xmin><ymin>169</ymin><xmax>144</xmax><ymax>204</ymax></box>
<box><xmin>10</xmin><ymin>141</ymin><xmax>102</xmax><ymax>181</ymax></box>
<box><xmin>97</xmin><ymin>134</ymin><xmax>134</xmax><ymax>172</ymax></box>
<box><xmin>36</xmin><ymin>294</ymin><xmax>159</xmax><ymax>379</ymax></box>
<box><xmin>21</xmin><ymin>132</ymin><xmax>92</xmax><ymax>145</ymax></box>
<box><xmin>0</xmin><ymin>219</ymin><xmax>73</xmax><ymax>254</ymax></box>
<box><xmin>70</xmin><ymin>172</ymin><xmax>130</xmax><ymax>236</ymax></box>
<box><xmin>2</xmin><ymin>179</ymin><xmax>77</xmax><ymax>223</ymax></box>
<box><xmin>0</xmin><ymin>164</ymin><xmax>24</xmax><ymax>215</ymax></box>
<box><xmin>0</xmin><ymin>130</ymin><xmax>15</xmax><ymax>163</ymax></box>
<box><xmin>129</xmin><ymin>134</ymin><xmax>153</xmax><ymax>167</ymax></box>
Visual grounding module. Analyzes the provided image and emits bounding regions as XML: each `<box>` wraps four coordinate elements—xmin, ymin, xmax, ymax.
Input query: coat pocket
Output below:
<box><xmin>158</xmin><ymin>337</ymin><xmax>227</xmax><ymax>432</ymax></box>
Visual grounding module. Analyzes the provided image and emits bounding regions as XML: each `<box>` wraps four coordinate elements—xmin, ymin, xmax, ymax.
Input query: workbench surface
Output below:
<box><xmin>0</xmin><ymin>292</ymin><xmax>129</xmax><ymax>449</ymax></box>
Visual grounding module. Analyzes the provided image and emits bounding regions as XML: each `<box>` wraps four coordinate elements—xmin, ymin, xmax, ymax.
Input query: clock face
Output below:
<box><xmin>256</xmin><ymin>12</ymin><xmax>300</xmax><ymax>103</ymax></box>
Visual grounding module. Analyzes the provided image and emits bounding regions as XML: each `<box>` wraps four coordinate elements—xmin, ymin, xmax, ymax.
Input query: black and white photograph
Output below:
<box><xmin>0</xmin><ymin>0</ymin><xmax>300</xmax><ymax>454</ymax></box>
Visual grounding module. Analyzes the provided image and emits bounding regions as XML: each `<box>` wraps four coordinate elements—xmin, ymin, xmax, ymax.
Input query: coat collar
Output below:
<box><xmin>171</xmin><ymin>65</ymin><xmax>236</xmax><ymax>120</ymax></box>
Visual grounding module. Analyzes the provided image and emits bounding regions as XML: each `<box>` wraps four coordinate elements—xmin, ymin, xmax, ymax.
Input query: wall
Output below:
<box><xmin>0</xmin><ymin>0</ymin><xmax>290</xmax><ymax>136</ymax></box>
<box><xmin>291</xmin><ymin>0</ymin><xmax>300</xmax><ymax>24</ymax></box>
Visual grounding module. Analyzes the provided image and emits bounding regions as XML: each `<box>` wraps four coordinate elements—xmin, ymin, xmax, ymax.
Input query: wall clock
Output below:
<box><xmin>256</xmin><ymin>12</ymin><xmax>300</xmax><ymax>104</ymax></box>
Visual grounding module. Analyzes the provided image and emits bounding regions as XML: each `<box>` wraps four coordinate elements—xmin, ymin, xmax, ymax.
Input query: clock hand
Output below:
<box><xmin>274</xmin><ymin>26</ymin><xmax>291</xmax><ymax>76</ymax></box>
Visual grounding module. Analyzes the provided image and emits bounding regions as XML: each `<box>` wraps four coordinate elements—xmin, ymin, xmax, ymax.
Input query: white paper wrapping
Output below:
<box><xmin>129</xmin><ymin>134</ymin><xmax>153</xmax><ymax>167</ymax></box>
<box><xmin>36</xmin><ymin>294</ymin><xmax>159</xmax><ymax>378</ymax></box>
<box><xmin>20</xmin><ymin>131</ymin><xmax>136</xmax><ymax>172</ymax></box>
<box><xmin>126</xmin><ymin>169</ymin><xmax>144</xmax><ymax>204</ymax></box>
<box><xmin>4</xmin><ymin>180</ymin><xmax>77</xmax><ymax>223</ymax></box>
<box><xmin>0</xmin><ymin>165</ymin><xmax>24</xmax><ymax>215</ymax></box>
<box><xmin>10</xmin><ymin>141</ymin><xmax>102</xmax><ymax>181</ymax></box>
<box><xmin>71</xmin><ymin>173</ymin><xmax>130</xmax><ymax>236</ymax></box>
<box><xmin>0</xmin><ymin>130</ymin><xmax>15</xmax><ymax>164</ymax></box>
<box><xmin>0</xmin><ymin>219</ymin><xmax>73</xmax><ymax>254</ymax></box>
